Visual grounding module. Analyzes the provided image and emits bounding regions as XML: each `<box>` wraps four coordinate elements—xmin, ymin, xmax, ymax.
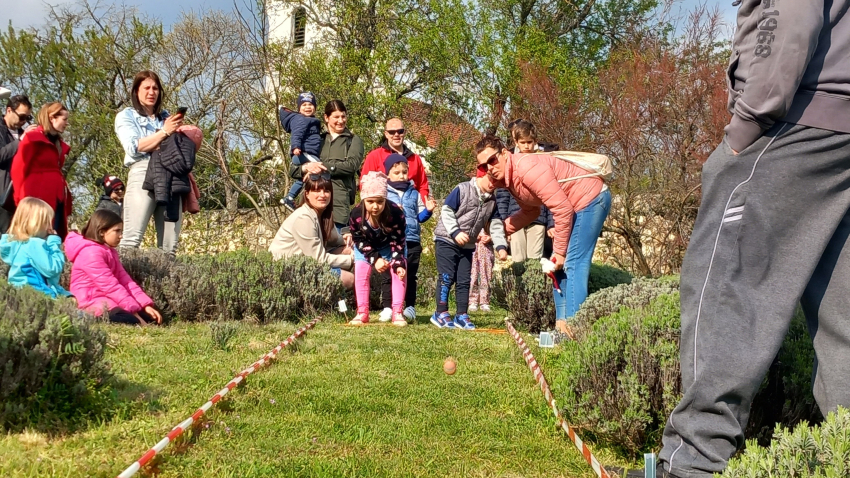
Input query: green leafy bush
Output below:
<box><xmin>551</xmin><ymin>281</ymin><xmax>820</xmax><ymax>456</ymax></box>
<box><xmin>210</xmin><ymin>321</ymin><xmax>239</xmax><ymax>350</ymax></box>
<box><xmin>0</xmin><ymin>282</ymin><xmax>112</xmax><ymax>431</ymax></box>
<box><xmin>555</xmin><ymin>293</ymin><xmax>682</xmax><ymax>453</ymax></box>
<box><xmin>491</xmin><ymin>260</ymin><xmax>634</xmax><ymax>332</ymax></box>
<box><xmin>721</xmin><ymin>407</ymin><xmax>850</xmax><ymax>478</ymax></box>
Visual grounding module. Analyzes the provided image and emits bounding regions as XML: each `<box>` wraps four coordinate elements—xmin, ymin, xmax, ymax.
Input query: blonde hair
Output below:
<box><xmin>8</xmin><ymin>197</ymin><xmax>54</xmax><ymax>241</ymax></box>
<box><xmin>37</xmin><ymin>102</ymin><xmax>68</xmax><ymax>137</ymax></box>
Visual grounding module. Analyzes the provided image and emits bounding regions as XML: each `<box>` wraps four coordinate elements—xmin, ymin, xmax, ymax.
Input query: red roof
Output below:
<box><xmin>401</xmin><ymin>100</ymin><xmax>480</xmax><ymax>149</ymax></box>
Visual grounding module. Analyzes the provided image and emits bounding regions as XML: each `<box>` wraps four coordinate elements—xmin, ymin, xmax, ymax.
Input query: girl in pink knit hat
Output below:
<box><xmin>348</xmin><ymin>171</ymin><xmax>408</xmax><ymax>326</ymax></box>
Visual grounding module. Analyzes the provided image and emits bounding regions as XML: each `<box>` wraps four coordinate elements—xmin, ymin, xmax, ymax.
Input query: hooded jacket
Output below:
<box><xmin>491</xmin><ymin>152</ymin><xmax>604</xmax><ymax>256</ymax></box>
<box><xmin>64</xmin><ymin>232</ymin><xmax>153</xmax><ymax>315</ymax></box>
<box><xmin>361</xmin><ymin>141</ymin><xmax>430</xmax><ymax>198</ymax></box>
<box><xmin>0</xmin><ymin>233</ymin><xmax>70</xmax><ymax>298</ymax></box>
<box><xmin>725</xmin><ymin>0</ymin><xmax>850</xmax><ymax>152</ymax></box>
<box><xmin>289</xmin><ymin>129</ymin><xmax>365</xmax><ymax>234</ymax></box>
<box><xmin>278</xmin><ymin>107</ymin><xmax>322</xmax><ymax>157</ymax></box>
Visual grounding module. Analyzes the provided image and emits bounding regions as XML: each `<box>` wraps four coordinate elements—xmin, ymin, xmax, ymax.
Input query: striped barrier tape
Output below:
<box><xmin>116</xmin><ymin>317</ymin><xmax>322</xmax><ymax>478</ymax></box>
<box><xmin>505</xmin><ymin>318</ymin><xmax>611</xmax><ymax>478</ymax></box>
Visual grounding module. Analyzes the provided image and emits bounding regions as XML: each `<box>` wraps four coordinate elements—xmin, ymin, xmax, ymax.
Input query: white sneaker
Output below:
<box><xmin>480</xmin><ymin>304</ymin><xmax>491</xmax><ymax>312</ymax></box>
<box><xmin>378</xmin><ymin>307</ymin><xmax>392</xmax><ymax>322</ymax></box>
<box><xmin>468</xmin><ymin>303</ymin><xmax>478</xmax><ymax>312</ymax></box>
<box><xmin>403</xmin><ymin>306</ymin><xmax>416</xmax><ymax>320</ymax></box>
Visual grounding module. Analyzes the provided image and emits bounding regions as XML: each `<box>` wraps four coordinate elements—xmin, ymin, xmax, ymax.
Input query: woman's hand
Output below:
<box><xmin>302</xmin><ymin>162</ymin><xmax>327</xmax><ymax>175</ymax></box>
<box><xmin>342</xmin><ymin>233</ymin><xmax>353</xmax><ymax>248</ymax></box>
<box><xmin>163</xmin><ymin>114</ymin><xmax>183</xmax><ymax>136</ymax></box>
<box><xmin>396</xmin><ymin>266</ymin><xmax>406</xmax><ymax>281</ymax></box>
<box><xmin>374</xmin><ymin>258</ymin><xmax>389</xmax><ymax>273</ymax></box>
<box><xmin>144</xmin><ymin>305</ymin><xmax>163</xmax><ymax>324</ymax></box>
<box><xmin>551</xmin><ymin>252</ymin><xmax>566</xmax><ymax>270</ymax></box>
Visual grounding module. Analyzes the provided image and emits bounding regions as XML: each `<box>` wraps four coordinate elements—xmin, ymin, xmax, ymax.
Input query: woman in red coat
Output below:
<box><xmin>11</xmin><ymin>102</ymin><xmax>72</xmax><ymax>238</ymax></box>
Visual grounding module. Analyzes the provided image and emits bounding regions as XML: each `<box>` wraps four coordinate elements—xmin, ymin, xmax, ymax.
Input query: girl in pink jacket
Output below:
<box><xmin>66</xmin><ymin>209</ymin><xmax>163</xmax><ymax>325</ymax></box>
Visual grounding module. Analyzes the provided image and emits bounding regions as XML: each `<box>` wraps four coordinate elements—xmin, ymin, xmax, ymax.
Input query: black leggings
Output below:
<box><xmin>109</xmin><ymin>308</ymin><xmax>154</xmax><ymax>325</ymax></box>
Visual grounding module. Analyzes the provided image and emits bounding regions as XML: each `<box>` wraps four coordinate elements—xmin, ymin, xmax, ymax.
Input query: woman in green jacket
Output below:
<box><xmin>290</xmin><ymin>100</ymin><xmax>364</xmax><ymax>244</ymax></box>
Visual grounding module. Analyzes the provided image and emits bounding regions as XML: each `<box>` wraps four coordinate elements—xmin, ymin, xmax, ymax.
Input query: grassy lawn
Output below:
<box><xmin>0</xmin><ymin>310</ymin><xmax>612</xmax><ymax>477</ymax></box>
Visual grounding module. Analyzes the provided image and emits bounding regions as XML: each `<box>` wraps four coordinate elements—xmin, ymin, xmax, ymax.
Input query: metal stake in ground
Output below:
<box><xmin>504</xmin><ymin>318</ymin><xmax>612</xmax><ymax>478</ymax></box>
<box><xmin>116</xmin><ymin>317</ymin><xmax>322</xmax><ymax>478</ymax></box>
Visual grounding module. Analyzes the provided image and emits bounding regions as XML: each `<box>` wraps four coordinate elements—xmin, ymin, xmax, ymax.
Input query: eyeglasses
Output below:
<box><xmin>308</xmin><ymin>172</ymin><xmax>331</xmax><ymax>181</ymax></box>
<box><xmin>385</xmin><ymin>129</ymin><xmax>405</xmax><ymax>136</ymax></box>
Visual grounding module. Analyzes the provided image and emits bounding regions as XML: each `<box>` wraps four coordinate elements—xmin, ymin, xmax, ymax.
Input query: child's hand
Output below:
<box><xmin>455</xmin><ymin>232</ymin><xmax>470</xmax><ymax>246</ymax></box>
<box><xmin>396</xmin><ymin>267</ymin><xmax>406</xmax><ymax>281</ymax></box>
<box><xmin>343</xmin><ymin>233</ymin><xmax>353</xmax><ymax>248</ymax></box>
<box><xmin>133</xmin><ymin>313</ymin><xmax>148</xmax><ymax>326</ymax></box>
<box><xmin>145</xmin><ymin>305</ymin><xmax>163</xmax><ymax>324</ymax></box>
<box><xmin>547</xmin><ymin>228</ymin><xmax>556</xmax><ymax>239</ymax></box>
<box><xmin>47</xmin><ymin>228</ymin><xmax>57</xmax><ymax>236</ymax></box>
<box><xmin>375</xmin><ymin>258</ymin><xmax>390</xmax><ymax>273</ymax></box>
<box><xmin>478</xmin><ymin>233</ymin><xmax>491</xmax><ymax>244</ymax></box>
<box><xmin>293</xmin><ymin>148</ymin><xmax>302</xmax><ymax>156</ymax></box>
<box><xmin>425</xmin><ymin>195</ymin><xmax>437</xmax><ymax>212</ymax></box>
<box><xmin>497</xmin><ymin>249</ymin><xmax>508</xmax><ymax>261</ymax></box>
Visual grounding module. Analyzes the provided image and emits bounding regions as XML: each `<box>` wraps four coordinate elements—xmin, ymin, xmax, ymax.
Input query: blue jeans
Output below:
<box><xmin>286</xmin><ymin>153</ymin><xmax>320</xmax><ymax>199</ymax></box>
<box><xmin>553</xmin><ymin>188</ymin><xmax>611</xmax><ymax>322</ymax></box>
<box><xmin>353</xmin><ymin>245</ymin><xmax>394</xmax><ymax>263</ymax></box>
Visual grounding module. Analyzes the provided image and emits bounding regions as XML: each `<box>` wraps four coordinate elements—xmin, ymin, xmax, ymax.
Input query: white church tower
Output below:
<box><xmin>266</xmin><ymin>1</ymin><xmax>325</xmax><ymax>51</ymax></box>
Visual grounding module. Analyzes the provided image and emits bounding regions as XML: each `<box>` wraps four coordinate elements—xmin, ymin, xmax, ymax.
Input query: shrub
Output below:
<box><xmin>0</xmin><ymin>282</ymin><xmax>112</xmax><ymax>431</ymax></box>
<box><xmin>551</xmin><ymin>282</ymin><xmax>819</xmax><ymax>456</ymax></box>
<box><xmin>555</xmin><ymin>293</ymin><xmax>682</xmax><ymax>454</ymax></box>
<box><xmin>491</xmin><ymin>260</ymin><xmax>634</xmax><ymax>332</ymax></box>
<box><xmin>185</xmin><ymin>250</ymin><xmax>345</xmax><ymax>323</ymax></box>
<box><xmin>118</xmin><ymin>248</ymin><xmax>178</xmax><ymax>318</ymax></box>
<box><xmin>721</xmin><ymin>407</ymin><xmax>850</xmax><ymax>478</ymax></box>
<box><xmin>210</xmin><ymin>321</ymin><xmax>239</xmax><ymax>350</ymax></box>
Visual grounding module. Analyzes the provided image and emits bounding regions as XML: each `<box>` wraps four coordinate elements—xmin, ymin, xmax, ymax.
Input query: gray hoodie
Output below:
<box><xmin>725</xmin><ymin>0</ymin><xmax>850</xmax><ymax>152</ymax></box>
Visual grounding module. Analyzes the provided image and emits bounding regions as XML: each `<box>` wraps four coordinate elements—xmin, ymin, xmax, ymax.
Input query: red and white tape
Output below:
<box><xmin>504</xmin><ymin>318</ymin><xmax>611</xmax><ymax>478</ymax></box>
<box><xmin>116</xmin><ymin>317</ymin><xmax>322</xmax><ymax>478</ymax></box>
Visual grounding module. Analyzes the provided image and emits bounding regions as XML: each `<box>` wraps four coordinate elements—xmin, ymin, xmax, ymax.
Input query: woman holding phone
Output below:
<box><xmin>114</xmin><ymin>70</ymin><xmax>185</xmax><ymax>254</ymax></box>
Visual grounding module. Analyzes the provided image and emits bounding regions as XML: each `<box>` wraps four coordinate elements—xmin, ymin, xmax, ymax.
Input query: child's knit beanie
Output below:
<box><xmin>361</xmin><ymin>171</ymin><xmax>388</xmax><ymax>199</ymax></box>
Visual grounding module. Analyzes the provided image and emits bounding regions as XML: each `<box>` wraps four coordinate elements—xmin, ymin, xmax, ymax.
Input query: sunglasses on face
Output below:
<box><xmin>484</xmin><ymin>151</ymin><xmax>500</xmax><ymax>167</ymax></box>
<box><xmin>14</xmin><ymin>111</ymin><xmax>32</xmax><ymax>122</ymax></box>
<box><xmin>113</xmin><ymin>187</ymin><xmax>125</xmax><ymax>193</ymax></box>
<box><xmin>385</xmin><ymin>129</ymin><xmax>405</xmax><ymax>136</ymax></box>
<box><xmin>308</xmin><ymin>172</ymin><xmax>331</xmax><ymax>181</ymax></box>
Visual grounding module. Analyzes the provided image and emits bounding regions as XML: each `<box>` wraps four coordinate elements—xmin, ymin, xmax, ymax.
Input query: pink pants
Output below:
<box><xmin>355</xmin><ymin>261</ymin><xmax>406</xmax><ymax>315</ymax></box>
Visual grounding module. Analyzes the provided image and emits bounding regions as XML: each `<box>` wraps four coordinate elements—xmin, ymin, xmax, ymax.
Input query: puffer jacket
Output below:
<box><xmin>278</xmin><ymin>107</ymin><xmax>322</xmax><ymax>157</ymax></box>
<box><xmin>495</xmin><ymin>188</ymin><xmax>550</xmax><ymax>227</ymax></box>
<box><xmin>65</xmin><ymin>232</ymin><xmax>153</xmax><ymax>315</ymax></box>
<box><xmin>493</xmin><ymin>152</ymin><xmax>604</xmax><ymax>256</ymax></box>
<box><xmin>349</xmin><ymin>201</ymin><xmax>407</xmax><ymax>270</ymax></box>
<box><xmin>96</xmin><ymin>195</ymin><xmax>122</xmax><ymax>217</ymax></box>
<box><xmin>386</xmin><ymin>180</ymin><xmax>432</xmax><ymax>244</ymax></box>
<box><xmin>142</xmin><ymin>132</ymin><xmax>196</xmax><ymax>222</ymax></box>
<box><xmin>434</xmin><ymin>178</ymin><xmax>507</xmax><ymax>252</ymax></box>
<box><xmin>0</xmin><ymin>233</ymin><xmax>70</xmax><ymax>298</ymax></box>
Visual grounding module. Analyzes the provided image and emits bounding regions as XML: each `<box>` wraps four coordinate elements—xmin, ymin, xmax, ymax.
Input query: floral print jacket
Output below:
<box><xmin>349</xmin><ymin>201</ymin><xmax>407</xmax><ymax>270</ymax></box>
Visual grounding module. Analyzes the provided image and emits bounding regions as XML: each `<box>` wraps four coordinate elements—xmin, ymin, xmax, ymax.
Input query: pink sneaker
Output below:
<box><xmin>391</xmin><ymin>313</ymin><xmax>408</xmax><ymax>327</ymax></box>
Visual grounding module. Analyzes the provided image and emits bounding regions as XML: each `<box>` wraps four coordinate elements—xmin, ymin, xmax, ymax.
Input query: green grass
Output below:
<box><xmin>0</xmin><ymin>310</ymin><xmax>613</xmax><ymax>477</ymax></box>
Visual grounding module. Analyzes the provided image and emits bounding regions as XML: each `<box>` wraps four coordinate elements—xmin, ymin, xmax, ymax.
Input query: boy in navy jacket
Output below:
<box><xmin>280</xmin><ymin>92</ymin><xmax>322</xmax><ymax>210</ymax></box>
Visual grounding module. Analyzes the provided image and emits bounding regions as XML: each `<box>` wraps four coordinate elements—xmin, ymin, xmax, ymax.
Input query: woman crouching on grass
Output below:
<box><xmin>65</xmin><ymin>209</ymin><xmax>163</xmax><ymax>325</ymax></box>
<box><xmin>269</xmin><ymin>172</ymin><xmax>355</xmax><ymax>290</ymax></box>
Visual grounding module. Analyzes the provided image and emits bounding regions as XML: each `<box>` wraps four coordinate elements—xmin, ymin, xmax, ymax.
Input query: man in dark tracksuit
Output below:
<box><xmin>657</xmin><ymin>2</ymin><xmax>850</xmax><ymax>477</ymax></box>
<box><xmin>0</xmin><ymin>94</ymin><xmax>33</xmax><ymax>234</ymax></box>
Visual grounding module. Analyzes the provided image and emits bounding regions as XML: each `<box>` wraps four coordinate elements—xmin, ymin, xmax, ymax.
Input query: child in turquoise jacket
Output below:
<box><xmin>0</xmin><ymin>197</ymin><xmax>70</xmax><ymax>298</ymax></box>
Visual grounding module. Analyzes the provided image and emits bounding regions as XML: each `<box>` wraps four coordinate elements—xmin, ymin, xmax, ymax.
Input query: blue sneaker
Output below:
<box><xmin>430</xmin><ymin>311</ymin><xmax>452</xmax><ymax>328</ymax></box>
<box><xmin>453</xmin><ymin>314</ymin><xmax>475</xmax><ymax>330</ymax></box>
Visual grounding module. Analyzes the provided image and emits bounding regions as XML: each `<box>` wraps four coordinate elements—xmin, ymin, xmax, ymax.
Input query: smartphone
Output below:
<box><xmin>176</xmin><ymin>106</ymin><xmax>188</xmax><ymax>116</ymax></box>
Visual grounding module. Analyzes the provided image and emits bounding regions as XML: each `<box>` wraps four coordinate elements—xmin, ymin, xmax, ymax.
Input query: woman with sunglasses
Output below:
<box><xmin>290</xmin><ymin>100</ymin><xmax>365</xmax><ymax>246</ymax></box>
<box><xmin>475</xmin><ymin>134</ymin><xmax>611</xmax><ymax>340</ymax></box>
<box><xmin>269</xmin><ymin>172</ymin><xmax>354</xmax><ymax>290</ymax></box>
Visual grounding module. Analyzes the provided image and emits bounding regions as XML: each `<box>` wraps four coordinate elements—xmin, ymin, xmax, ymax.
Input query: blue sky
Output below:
<box><xmin>2</xmin><ymin>0</ymin><xmax>737</xmax><ymax>30</ymax></box>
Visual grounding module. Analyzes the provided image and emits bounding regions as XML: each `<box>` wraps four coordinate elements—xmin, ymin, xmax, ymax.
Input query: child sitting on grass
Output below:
<box><xmin>348</xmin><ymin>171</ymin><xmax>407</xmax><ymax>326</ymax></box>
<box><xmin>431</xmin><ymin>170</ymin><xmax>508</xmax><ymax>330</ymax></box>
<box><xmin>65</xmin><ymin>209</ymin><xmax>162</xmax><ymax>325</ymax></box>
<box><xmin>0</xmin><ymin>197</ymin><xmax>71</xmax><ymax>298</ymax></box>
<box><xmin>380</xmin><ymin>153</ymin><xmax>437</xmax><ymax>321</ymax></box>
<box><xmin>280</xmin><ymin>91</ymin><xmax>322</xmax><ymax>211</ymax></box>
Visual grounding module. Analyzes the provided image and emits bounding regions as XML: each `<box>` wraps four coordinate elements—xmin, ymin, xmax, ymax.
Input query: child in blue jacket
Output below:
<box><xmin>280</xmin><ymin>91</ymin><xmax>322</xmax><ymax>210</ymax></box>
<box><xmin>0</xmin><ymin>197</ymin><xmax>71</xmax><ymax>298</ymax></box>
<box><xmin>382</xmin><ymin>154</ymin><xmax>437</xmax><ymax>321</ymax></box>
